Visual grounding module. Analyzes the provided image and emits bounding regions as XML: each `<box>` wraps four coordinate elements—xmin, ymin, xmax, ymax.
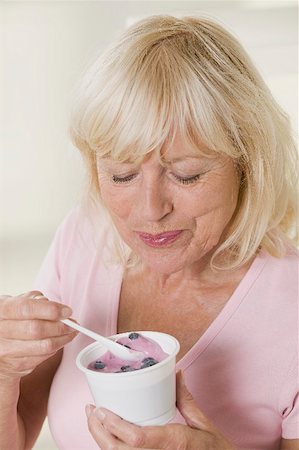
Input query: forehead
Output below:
<box><xmin>97</xmin><ymin>129</ymin><xmax>218</xmax><ymax>166</ymax></box>
<box><xmin>160</xmin><ymin>130</ymin><xmax>215</xmax><ymax>162</ymax></box>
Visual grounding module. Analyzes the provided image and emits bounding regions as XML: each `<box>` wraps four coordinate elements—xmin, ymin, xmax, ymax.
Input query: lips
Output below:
<box><xmin>137</xmin><ymin>230</ymin><xmax>183</xmax><ymax>248</ymax></box>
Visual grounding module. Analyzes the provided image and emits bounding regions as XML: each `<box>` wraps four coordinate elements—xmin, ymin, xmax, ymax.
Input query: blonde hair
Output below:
<box><xmin>70</xmin><ymin>14</ymin><xmax>298</xmax><ymax>270</ymax></box>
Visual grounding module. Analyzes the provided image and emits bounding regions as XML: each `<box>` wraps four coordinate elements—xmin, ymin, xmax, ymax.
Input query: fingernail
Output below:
<box><xmin>85</xmin><ymin>404</ymin><xmax>94</xmax><ymax>418</ymax></box>
<box><xmin>61</xmin><ymin>307</ymin><xmax>72</xmax><ymax>318</ymax></box>
<box><xmin>95</xmin><ymin>408</ymin><xmax>106</xmax><ymax>421</ymax></box>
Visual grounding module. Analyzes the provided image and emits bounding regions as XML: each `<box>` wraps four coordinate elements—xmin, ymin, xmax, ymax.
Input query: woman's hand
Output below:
<box><xmin>86</xmin><ymin>371</ymin><xmax>235</xmax><ymax>449</ymax></box>
<box><xmin>0</xmin><ymin>291</ymin><xmax>77</xmax><ymax>381</ymax></box>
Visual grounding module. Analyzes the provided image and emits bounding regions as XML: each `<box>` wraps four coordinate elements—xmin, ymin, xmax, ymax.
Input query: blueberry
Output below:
<box><xmin>120</xmin><ymin>365</ymin><xmax>135</xmax><ymax>372</ymax></box>
<box><xmin>94</xmin><ymin>360</ymin><xmax>106</xmax><ymax>370</ymax></box>
<box><xmin>128</xmin><ymin>332</ymin><xmax>140</xmax><ymax>340</ymax></box>
<box><xmin>142</xmin><ymin>357</ymin><xmax>156</xmax><ymax>363</ymax></box>
<box><xmin>141</xmin><ymin>357</ymin><xmax>158</xmax><ymax>368</ymax></box>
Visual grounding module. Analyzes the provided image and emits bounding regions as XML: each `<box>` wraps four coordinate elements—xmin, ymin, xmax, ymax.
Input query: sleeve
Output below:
<box><xmin>32</xmin><ymin>208</ymin><xmax>80</xmax><ymax>303</ymax></box>
<box><xmin>280</xmin><ymin>356</ymin><xmax>299</xmax><ymax>439</ymax></box>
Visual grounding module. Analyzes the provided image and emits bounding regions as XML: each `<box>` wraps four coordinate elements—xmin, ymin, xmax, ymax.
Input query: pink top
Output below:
<box><xmin>33</xmin><ymin>207</ymin><xmax>299</xmax><ymax>450</ymax></box>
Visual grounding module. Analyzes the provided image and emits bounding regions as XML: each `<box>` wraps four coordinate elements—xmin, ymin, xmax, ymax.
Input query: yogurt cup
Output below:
<box><xmin>76</xmin><ymin>331</ymin><xmax>180</xmax><ymax>425</ymax></box>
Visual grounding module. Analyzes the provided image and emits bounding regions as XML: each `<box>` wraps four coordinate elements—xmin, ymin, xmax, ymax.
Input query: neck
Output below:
<box><xmin>137</xmin><ymin>251</ymin><xmax>251</xmax><ymax>295</ymax></box>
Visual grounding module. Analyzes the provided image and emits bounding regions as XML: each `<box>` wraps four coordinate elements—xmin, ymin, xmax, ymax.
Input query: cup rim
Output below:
<box><xmin>76</xmin><ymin>330</ymin><xmax>180</xmax><ymax>377</ymax></box>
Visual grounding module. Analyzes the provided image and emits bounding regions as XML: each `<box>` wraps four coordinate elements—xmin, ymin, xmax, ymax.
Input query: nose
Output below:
<box><xmin>137</xmin><ymin>179</ymin><xmax>173</xmax><ymax>222</ymax></box>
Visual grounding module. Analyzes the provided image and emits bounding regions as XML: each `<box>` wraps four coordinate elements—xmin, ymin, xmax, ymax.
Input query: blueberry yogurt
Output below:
<box><xmin>87</xmin><ymin>333</ymin><xmax>169</xmax><ymax>373</ymax></box>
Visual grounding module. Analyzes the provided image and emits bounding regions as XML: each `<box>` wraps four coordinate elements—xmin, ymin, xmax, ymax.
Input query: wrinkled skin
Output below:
<box><xmin>0</xmin><ymin>291</ymin><xmax>76</xmax><ymax>381</ymax></box>
<box><xmin>97</xmin><ymin>134</ymin><xmax>240</xmax><ymax>276</ymax></box>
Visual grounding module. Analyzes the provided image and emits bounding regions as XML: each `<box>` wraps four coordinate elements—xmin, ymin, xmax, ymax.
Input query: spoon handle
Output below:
<box><xmin>61</xmin><ymin>318</ymin><xmax>143</xmax><ymax>361</ymax></box>
<box><xmin>62</xmin><ymin>319</ymin><xmax>106</xmax><ymax>342</ymax></box>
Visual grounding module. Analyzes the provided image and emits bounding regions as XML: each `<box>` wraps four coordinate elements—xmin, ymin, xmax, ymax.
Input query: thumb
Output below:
<box><xmin>176</xmin><ymin>371</ymin><xmax>213</xmax><ymax>432</ymax></box>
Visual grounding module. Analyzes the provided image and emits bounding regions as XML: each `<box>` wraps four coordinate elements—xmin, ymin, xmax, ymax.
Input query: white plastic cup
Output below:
<box><xmin>76</xmin><ymin>331</ymin><xmax>180</xmax><ymax>425</ymax></box>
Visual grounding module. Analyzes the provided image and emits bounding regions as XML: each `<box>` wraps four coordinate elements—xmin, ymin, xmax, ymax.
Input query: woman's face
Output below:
<box><xmin>97</xmin><ymin>133</ymin><xmax>240</xmax><ymax>274</ymax></box>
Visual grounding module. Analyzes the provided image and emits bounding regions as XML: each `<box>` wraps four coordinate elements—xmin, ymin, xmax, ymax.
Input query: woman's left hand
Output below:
<box><xmin>85</xmin><ymin>371</ymin><xmax>235</xmax><ymax>449</ymax></box>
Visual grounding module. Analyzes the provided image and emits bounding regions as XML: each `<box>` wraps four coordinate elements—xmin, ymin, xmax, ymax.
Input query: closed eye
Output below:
<box><xmin>111</xmin><ymin>172</ymin><xmax>202</xmax><ymax>185</ymax></box>
<box><xmin>171</xmin><ymin>173</ymin><xmax>201</xmax><ymax>185</ymax></box>
<box><xmin>111</xmin><ymin>174</ymin><xmax>138</xmax><ymax>184</ymax></box>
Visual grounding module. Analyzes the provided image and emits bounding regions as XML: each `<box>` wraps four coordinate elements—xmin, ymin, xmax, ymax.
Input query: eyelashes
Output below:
<box><xmin>112</xmin><ymin>174</ymin><xmax>138</xmax><ymax>183</ymax></box>
<box><xmin>172</xmin><ymin>174</ymin><xmax>201</xmax><ymax>185</ymax></box>
<box><xmin>111</xmin><ymin>173</ymin><xmax>201</xmax><ymax>185</ymax></box>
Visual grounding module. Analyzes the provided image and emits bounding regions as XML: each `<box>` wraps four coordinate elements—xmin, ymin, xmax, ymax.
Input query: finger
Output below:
<box><xmin>0</xmin><ymin>331</ymin><xmax>77</xmax><ymax>357</ymax></box>
<box><xmin>93</xmin><ymin>407</ymin><xmax>175</xmax><ymax>449</ymax></box>
<box><xmin>86</xmin><ymin>405</ymin><xmax>133</xmax><ymax>450</ymax></box>
<box><xmin>0</xmin><ymin>295</ymin><xmax>72</xmax><ymax>320</ymax></box>
<box><xmin>94</xmin><ymin>407</ymin><xmax>149</xmax><ymax>448</ymax></box>
<box><xmin>18</xmin><ymin>290</ymin><xmax>47</xmax><ymax>300</ymax></box>
<box><xmin>3</xmin><ymin>352</ymin><xmax>57</xmax><ymax>377</ymax></box>
<box><xmin>0</xmin><ymin>319</ymin><xmax>75</xmax><ymax>340</ymax></box>
<box><xmin>0</xmin><ymin>291</ymin><xmax>46</xmax><ymax>300</ymax></box>
<box><xmin>176</xmin><ymin>371</ymin><xmax>211</xmax><ymax>432</ymax></box>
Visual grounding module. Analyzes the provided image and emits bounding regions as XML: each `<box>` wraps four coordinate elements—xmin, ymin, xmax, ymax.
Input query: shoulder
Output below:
<box><xmin>245</xmin><ymin>249</ymin><xmax>298</xmax><ymax>387</ymax></box>
<box><xmin>254</xmin><ymin>248</ymin><xmax>298</xmax><ymax>340</ymax></box>
<box><xmin>254</xmin><ymin>247</ymin><xmax>299</xmax><ymax>311</ymax></box>
<box><xmin>34</xmin><ymin>202</ymin><xmax>117</xmax><ymax>289</ymax></box>
<box><xmin>244</xmin><ymin>248</ymin><xmax>298</xmax><ymax>338</ymax></box>
<box><xmin>54</xmin><ymin>202</ymin><xmax>113</xmax><ymax>255</ymax></box>
<box><xmin>53</xmin><ymin>205</ymin><xmax>95</xmax><ymax>242</ymax></box>
<box><xmin>260</xmin><ymin>247</ymin><xmax>298</xmax><ymax>292</ymax></box>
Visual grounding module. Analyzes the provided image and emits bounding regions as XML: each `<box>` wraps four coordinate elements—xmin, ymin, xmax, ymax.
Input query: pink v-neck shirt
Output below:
<box><xmin>33</xmin><ymin>208</ymin><xmax>299</xmax><ymax>449</ymax></box>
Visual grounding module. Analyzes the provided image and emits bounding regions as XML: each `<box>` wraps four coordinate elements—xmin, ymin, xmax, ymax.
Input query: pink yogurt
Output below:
<box><xmin>88</xmin><ymin>332</ymin><xmax>169</xmax><ymax>373</ymax></box>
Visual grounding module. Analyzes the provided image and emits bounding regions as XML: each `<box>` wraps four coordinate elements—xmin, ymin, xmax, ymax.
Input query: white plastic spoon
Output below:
<box><xmin>62</xmin><ymin>319</ymin><xmax>144</xmax><ymax>361</ymax></box>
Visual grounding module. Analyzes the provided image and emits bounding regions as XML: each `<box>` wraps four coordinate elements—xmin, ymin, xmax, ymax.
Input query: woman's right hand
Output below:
<box><xmin>0</xmin><ymin>291</ymin><xmax>77</xmax><ymax>381</ymax></box>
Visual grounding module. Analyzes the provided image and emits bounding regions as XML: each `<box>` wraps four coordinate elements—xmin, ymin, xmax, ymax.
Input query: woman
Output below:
<box><xmin>0</xmin><ymin>14</ymin><xmax>298</xmax><ymax>450</ymax></box>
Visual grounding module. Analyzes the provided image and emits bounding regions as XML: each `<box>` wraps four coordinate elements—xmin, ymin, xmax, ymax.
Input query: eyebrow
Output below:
<box><xmin>99</xmin><ymin>158</ymin><xmax>139</xmax><ymax>167</ymax></box>
<box><xmin>163</xmin><ymin>156</ymin><xmax>208</xmax><ymax>164</ymax></box>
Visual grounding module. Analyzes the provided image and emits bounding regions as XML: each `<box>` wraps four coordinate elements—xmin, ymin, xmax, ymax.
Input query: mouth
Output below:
<box><xmin>136</xmin><ymin>230</ymin><xmax>183</xmax><ymax>248</ymax></box>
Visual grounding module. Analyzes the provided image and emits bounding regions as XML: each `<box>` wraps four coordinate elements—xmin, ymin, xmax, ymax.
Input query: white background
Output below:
<box><xmin>1</xmin><ymin>1</ymin><xmax>298</xmax><ymax>449</ymax></box>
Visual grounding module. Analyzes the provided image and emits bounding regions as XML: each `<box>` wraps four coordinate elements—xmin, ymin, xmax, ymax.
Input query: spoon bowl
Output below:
<box><xmin>61</xmin><ymin>319</ymin><xmax>144</xmax><ymax>361</ymax></box>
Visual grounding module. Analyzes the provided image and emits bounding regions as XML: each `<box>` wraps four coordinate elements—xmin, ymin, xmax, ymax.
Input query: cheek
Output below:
<box><xmin>99</xmin><ymin>184</ymin><xmax>132</xmax><ymax>220</ymax></box>
<box><xmin>191</xmin><ymin>177</ymin><xmax>239</xmax><ymax>236</ymax></box>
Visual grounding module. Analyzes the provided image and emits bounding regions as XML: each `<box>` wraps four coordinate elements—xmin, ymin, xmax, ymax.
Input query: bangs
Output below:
<box><xmin>71</xmin><ymin>14</ymin><xmax>298</xmax><ymax>270</ymax></box>
<box><xmin>78</xmin><ymin>32</ymin><xmax>240</xmax><ymax>164</ymax></box>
